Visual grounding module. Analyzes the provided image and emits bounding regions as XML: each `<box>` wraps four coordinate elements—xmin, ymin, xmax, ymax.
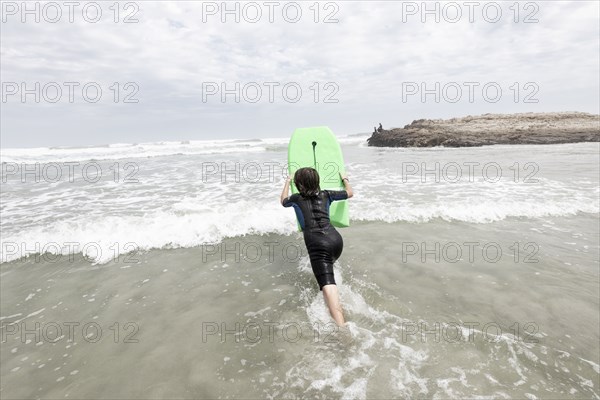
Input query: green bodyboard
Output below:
<box><xmin>287</xmin><ymin>126</ymin><xmax>349</xmax><ymax>230</ymax></box>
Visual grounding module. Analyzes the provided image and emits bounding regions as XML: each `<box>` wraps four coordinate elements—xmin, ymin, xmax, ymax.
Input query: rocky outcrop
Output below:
<box><xmin>367</xmin><ymin>112</ymin><xmax>600</xmax><ymax>147</ymax></box>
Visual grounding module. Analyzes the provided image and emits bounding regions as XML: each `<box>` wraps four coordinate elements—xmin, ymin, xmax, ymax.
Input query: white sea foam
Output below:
<box><xmin>1</xmin><ymin>140</ymin><xmax>598</xmax><ymax>263</ymax></box>
<box><xmin>2</xmin><ymin>180</ymin><xmax>596</xmax><ymax>264</ymax></box>
<box><xmin>280</xmin><ymin>259</ymin><xmax>429</xmax><ymax>398</ymax></box>
<box><xmin>0</xmin><ymin>135</ymin><xmax>373</xmax><ymax>164</ymax></box>
<box><xmin>0</xmin><ymin>138</ymin><xmax>283</xmax><ymax>164</ymax></box>
<box><xmin>0</xmin><ymin>202</ymin><xmax>298</xmax><ymax>263</ymax></box>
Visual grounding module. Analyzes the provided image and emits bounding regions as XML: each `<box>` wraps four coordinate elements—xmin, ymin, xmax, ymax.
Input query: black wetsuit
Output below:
<box><xmin>282</xmin><ymin>190</ymin><xmax>348</xmax><ymax>290</ymax></box>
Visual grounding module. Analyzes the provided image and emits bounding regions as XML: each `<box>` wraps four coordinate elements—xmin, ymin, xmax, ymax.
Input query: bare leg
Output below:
<box><xmin>322</xmin><ymin>284</ymin><xmax>345</xmax><ymax>326</ymax></box>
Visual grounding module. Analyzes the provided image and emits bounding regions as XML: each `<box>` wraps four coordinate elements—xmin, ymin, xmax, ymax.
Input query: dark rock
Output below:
<box><xmin>367</xmin><ymin>112</ymin><xmax>600</xmax><ymax>147</ymax></box>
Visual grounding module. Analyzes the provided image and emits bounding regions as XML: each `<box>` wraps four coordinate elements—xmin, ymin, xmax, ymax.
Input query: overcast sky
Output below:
<box><xmin>1</xmin><ymin>0</ymin><xmax>599</xmax><ymax>148</ymax></box>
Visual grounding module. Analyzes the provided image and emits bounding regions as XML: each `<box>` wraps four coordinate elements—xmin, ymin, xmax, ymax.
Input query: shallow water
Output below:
<box><xmin>1</xmin><ymin>139</ymin><xmax>599</xmax><ymax>398</ymax></box>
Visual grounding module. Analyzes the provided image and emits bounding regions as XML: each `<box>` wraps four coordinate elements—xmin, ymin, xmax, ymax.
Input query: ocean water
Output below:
<box><xmin>0</xmin><ymin>137</ymin><xmax>599</xmax><ymax>399</ymax></box>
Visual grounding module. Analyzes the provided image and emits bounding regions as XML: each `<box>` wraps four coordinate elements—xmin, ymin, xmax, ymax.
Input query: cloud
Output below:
<box><xmin>1</xmin><ymin>1</ymin><xmax>598</xmax><ymax>147</ymax></box>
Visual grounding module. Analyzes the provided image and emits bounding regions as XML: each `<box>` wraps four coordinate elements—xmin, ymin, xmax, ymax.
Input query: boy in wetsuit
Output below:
<box><xmin>280</xmin><ymin>167</ymin><xmax>353</xmax><ymax>326</ymax></box>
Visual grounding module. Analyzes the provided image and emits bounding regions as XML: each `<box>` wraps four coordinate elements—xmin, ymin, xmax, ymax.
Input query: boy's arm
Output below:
<box><xmin>340</xmin><ymin>173</ymin><xmax>353</xmax><ymax>198</ymax></box>
<box><xmin>280</xmin><ymin>176</ymin><xmax>291</xmax><ymax>205</ymax></box>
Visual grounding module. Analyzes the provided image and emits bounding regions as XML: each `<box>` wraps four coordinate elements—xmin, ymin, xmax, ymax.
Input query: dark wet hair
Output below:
<box><xmin>294</xmin><ymin>167</ymin><xmax>320</xmax><ymax>197</ymax></box>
